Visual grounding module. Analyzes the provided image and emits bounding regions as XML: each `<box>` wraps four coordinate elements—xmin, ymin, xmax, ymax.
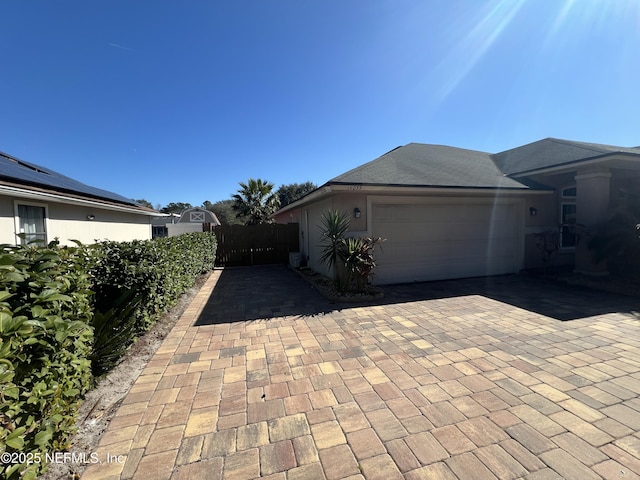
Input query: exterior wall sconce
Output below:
<box><xmin>87</xmin><ymin>214</ymin><xmax>96</xmax><ymax>221</ymax></box>
<box><xmin>354</xmin><ymin>207</ymin><xmax>361</xmax><ymax>218</ymax></box>
<box><xmin>529</xmin><ymin>207</ymin><xmax>537</xmax><ymax>216</ymax></box>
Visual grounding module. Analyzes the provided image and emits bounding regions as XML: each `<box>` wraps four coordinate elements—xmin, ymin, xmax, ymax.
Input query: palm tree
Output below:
<box><xmin>232</xmin><ymin>178</ymin><xmax>281</xmax><ymax>225</ymax></box>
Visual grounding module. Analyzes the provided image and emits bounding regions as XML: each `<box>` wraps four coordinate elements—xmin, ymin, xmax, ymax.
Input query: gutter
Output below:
<box><xmin>326</xmin><ymin>183</ymin><xmax>553</xmax><ymax>195</ymax></box>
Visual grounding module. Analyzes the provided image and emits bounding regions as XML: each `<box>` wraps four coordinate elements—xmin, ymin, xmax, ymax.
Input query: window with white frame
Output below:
<box><xmin>560</xmin><ymin>186</ymin><xmax>576</xmax><ymax>249</ymax></box>
<box><xmin>16</xmin><ymin>203</ymin><xmax>47</xmax><ymax>245</ymax></box>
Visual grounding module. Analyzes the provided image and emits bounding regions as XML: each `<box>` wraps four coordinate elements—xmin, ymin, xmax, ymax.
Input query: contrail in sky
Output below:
<box><xmin>108</xmin><ymin>43</ymin><xmax>138</xmax><ymax>52</ymax></box>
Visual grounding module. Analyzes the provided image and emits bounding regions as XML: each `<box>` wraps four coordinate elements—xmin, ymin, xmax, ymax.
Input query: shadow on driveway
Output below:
<box><xmin>194</xmin><ymin>265</ymin><xmax>335</xmax><ymax>325</ymax></box>
<box><xmin>194</xmin><ymin>265</ymin><xmax>640</xmax><ymax>325</ymax></box>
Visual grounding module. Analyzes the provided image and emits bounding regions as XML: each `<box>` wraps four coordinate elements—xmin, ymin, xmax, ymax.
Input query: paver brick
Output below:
<box><xmin>145</xmin><ymin>425</ymin><xmax>184</xmax><ymax>454</ymax></box>
<box><xmin>171</xmin><ymin>458</ymin><xmax>223</xmax><ymax>480</ymax></box>
<box><xmin>268</xmin><ymin>413</ymin><xmax>310</xmax><ymax>441</ymax></box>
<box><xmin>259</xmin><ymin>440</ymin><xmax>297</xmax><ymax>476</ymax></box>
<box><xmin>132</xmin><ymin>450</ymin><xmax>177</xmax><ymax>480</ymax></box>
<box><xmin>539</xmin><ymin>448</ymin><xmax>601</xmax><ymax>480</ymax></box>
<box><xmin>446</xmin><ymin>452</ymin><xmax>499</xmax><ymax>480</ymax></box>
<box><xmin>404</xmin><ymin>432</ymin><xmax>449</xmax><ymax>464</ymax></box>
<box><xmin>175</xmin><ymin>435</ymin><xmax>203</xmax><ymax>465</ymax></box>
<box><xmin>236</xmin><ymin>422</ymin><xmax>269</xmax><ymax>451</ymax></box>
<box><xmin>614</xmin><ymin>435</ymin><xmax>640</xmax><ymax>459</ymax></box>
<box><xmin>359</xmin><ymin>454</ymin><xmax>403</xmax><ymax>480</ymax></box>
<box><xmin>405</xmin><ymin>462</ymin><xmax>457</xmax><ymax>480</ymax></box>
<box><xmin>523</xmin><ymin>467</ymin><xmax>565</xmax><ymax>479</ymax></box>
<box><xmin>510</xmin><ymin>404</ymin><xmax>566</xmax><ymax>436</ymax></box>
<box><xmin>287</xmin><ymin>462</ymin><xmax>326</xmax><ymax>480</ymax></box>
<box><xmin>184</xmin><ymin>406</ymin><xmax>218</xmax><ymax>437</ymax></box>
<box><xmin>292</xmin><ymin>434</ymin><xmax>319</xmax><ymax>465</ymax></box>
<box><xmin>385</xmin><ymin>439</ymin><xmax>421</xmax><ymax>473</ymax></box>
<box><xmin>592</xmin><ymin>459</ymin><xmax>640</xmax><ymax>480</ymax></box>
<box><xmin>550</xmin><ymin>432</ymin><xmax>608</xmax><ymax>466</ymax></box>
<box><xmin>130</xmin><ymin>424</ymin><xmax>154</xmax><ymax>450</ymax></box>
<box><xmin>318</xmin><ymin>444</ymin><xmax>360</xmax><ymax>480</ymax></box>
<box><xmin>121</xmin><ymin>448</ymin><xmax>144</xmax><ymax>479</ymax></box>
<box><xmin>474</xmin><ymin>444</ymin><xmax>528</xmax><ymax>480</ymax></box>
<box><xmin>549</xmin><ymin>410</ymin><xmax>614</xmax><ymax>447</ymax></box>
<box><xmin>450</xmin><ymin>395</ymin><xmax>489</xmax><ymax>417</ymax></box>
<box><xmin>457</xmin><ymin>416</ymin><xmax>509</xmax><ymax>446</ymax></box>
<box><xmin>333</xmin><ymin>402</ymin><xmax>370</xmax><ymax>432</ymax></box>
<box><xmin>201</xmin><ymin>429</ymin><xmax>236</xmax><ymax>457</ymax></box>
<box><xmin>365</xmin><ymin>408</ymin><xmax>408</xmax><ymax>441</ymax></box>
<box><xmin>310</xmin><ymin>420</ymin><xmax>346</xmax><ymax>449</ymax></box>
<box><xmin>432</xmin><ymin>425</ymin><xmax>476</xmax><ymax>454</ymax></box>
<box><xmin>421</xmin><ymin>401</ymin><xmax>466</xmax><ymax>427</ymax></box>
<box><xmin>222</xmin><ymin>448</ymin><xmax>260</xmax><ymax>479</ymax></box>
<box><xmin>602</xmin><ymin>404</ymin><xmax>640</xmax><ymax>430</ymax></box>
<box><xmin>346</xmin><ymin>427</ymin><xmax>386</xmax><ymax>460</ymax></box>
<box><xmin>505</xmin><ymin>424</ymin><xmax>555</xmax><ymax>455</ymax></box>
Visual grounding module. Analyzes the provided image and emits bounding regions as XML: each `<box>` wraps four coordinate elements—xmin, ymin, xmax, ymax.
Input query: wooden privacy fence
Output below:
<box><xmin>213</xmin><ymin>223</ymin><xmax>299</xmax><ymax>267</ymax></box>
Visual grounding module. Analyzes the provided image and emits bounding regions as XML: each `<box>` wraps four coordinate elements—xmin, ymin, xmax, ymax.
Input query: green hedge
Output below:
<box><xmin>89</xmin><ymin>232</ymin><xmax>217</xmax><ymax>375</ymax></box>
<box><xmin>0</xmin><ymin>244</ymin><xmax>94</xmax><ymax>480</ymax></box>
<box><xmin>0</xmin><ymin>232</ymin><xmax>217</xmax><ymax>479</ymax></box>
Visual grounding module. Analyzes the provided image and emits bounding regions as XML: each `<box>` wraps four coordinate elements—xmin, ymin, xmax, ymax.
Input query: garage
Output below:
<box><xmin>371</xmin><ymin>199</ymin><xmax>523</xmax><ymax>284</ymax></box>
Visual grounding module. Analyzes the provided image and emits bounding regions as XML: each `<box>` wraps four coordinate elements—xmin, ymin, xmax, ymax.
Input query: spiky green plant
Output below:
<box><xmin>318</xmin><ymin>210</ymin><xmax>350</xmax><ymax>288</ymax></box>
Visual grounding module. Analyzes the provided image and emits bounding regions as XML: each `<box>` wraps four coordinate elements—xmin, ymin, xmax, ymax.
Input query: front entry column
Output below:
<box><xmin>574</xmin><ymin>169</ymin><xmax>611</xmax><ymax>275</ymax></box>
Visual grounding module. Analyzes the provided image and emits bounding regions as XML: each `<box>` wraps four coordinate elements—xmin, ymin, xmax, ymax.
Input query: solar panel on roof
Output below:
<box><xmin>0</xmin><ymin>152</ymin><xmax>139</xmax><ymax>206</ymax></box>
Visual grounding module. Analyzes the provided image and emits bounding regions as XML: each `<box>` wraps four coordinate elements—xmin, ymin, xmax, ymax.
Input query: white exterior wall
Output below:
<box><xmin>167</xmin><ymin>223</ymin><xmax>203</xmax><ymax>237</ymax></box>
<box><xmin>1</xmin><ymin>194</ymin><xmax>152</xmax><ymax>246</ymax></box>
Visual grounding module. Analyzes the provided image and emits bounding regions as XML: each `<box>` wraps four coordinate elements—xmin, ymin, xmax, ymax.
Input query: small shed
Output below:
<box><xmin>167</xmin><ymin>207</ymin><xmax>221</xmax><ymax>237</ymax></box>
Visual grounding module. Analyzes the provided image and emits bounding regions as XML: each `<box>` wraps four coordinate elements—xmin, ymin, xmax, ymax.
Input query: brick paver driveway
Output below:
<box><xmin>83</xmin><ymin>266</ymin><xmax>640</xmax><ymax>480</ymax></box>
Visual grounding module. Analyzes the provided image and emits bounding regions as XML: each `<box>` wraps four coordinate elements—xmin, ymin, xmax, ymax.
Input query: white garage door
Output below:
<box><xmin>372</xmin><ymin>201</ymin><xmax>522</xmax><ymax>284</ymax></box>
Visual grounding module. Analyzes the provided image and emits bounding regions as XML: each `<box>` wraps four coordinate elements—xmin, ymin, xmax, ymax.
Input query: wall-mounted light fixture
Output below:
<box><xmin>354</xmin><ymin>207</ymin><xmax>361</xmax><ymax>218</ymax></box>
<box><xmin>87</xmin><ymin>214</ymin><xmax>96</xmax><ymax>221</ymax></box>
<box><xmin>529</xmin><ymin>207</ymin><xmax>537</xmax><ymax>216</ymax></box>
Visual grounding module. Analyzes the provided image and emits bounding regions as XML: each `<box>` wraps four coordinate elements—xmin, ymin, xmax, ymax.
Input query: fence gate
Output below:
<box><xmin>213</xmin><ymin>223</ymin><xmax>299</xmax><ymax>267</ymax></box>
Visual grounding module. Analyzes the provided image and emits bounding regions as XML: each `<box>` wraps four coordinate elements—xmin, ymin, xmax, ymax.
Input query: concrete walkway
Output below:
<box><xmin>82</xmin><ymin>266</ymin><xmax>640</xmax><ymax>480</ymax></box>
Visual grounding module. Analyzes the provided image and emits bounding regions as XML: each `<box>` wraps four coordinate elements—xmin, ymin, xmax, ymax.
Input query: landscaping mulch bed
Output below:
<box><xmin>292</xmin><ymin>266</ymin><xmax>384</xmax><ymax>302</ymax></box>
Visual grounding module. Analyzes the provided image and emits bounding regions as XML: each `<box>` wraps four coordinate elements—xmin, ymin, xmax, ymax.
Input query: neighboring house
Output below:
<box><xmin>151</xmin><ymin>213</ymin><xmax>179</xmax><ymax>238</ymax></box>
<box><xmin>166</xmin><ymin>207</ymin><xmax>220</xmax><ymax>237</ymax></box>
<box><xmin>0</xmin><ymin>151</ymin><xmax>158</xmax><ymax>246</ymax></box>
<box><xmin>273</xmin><ymin>138</ymin><xmax>640</xmax><ymax>284</ymax></box>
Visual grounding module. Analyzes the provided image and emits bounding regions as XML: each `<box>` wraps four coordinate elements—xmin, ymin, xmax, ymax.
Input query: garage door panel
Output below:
<box><xmin>372</xmin><ymin>202</ymin><xmax>521</xmax><ymax>284</ymax></box>
<box><xmin>378</xmin><ymin>222</ymin><xmax>513</xmax><ymax>244</ymax></box>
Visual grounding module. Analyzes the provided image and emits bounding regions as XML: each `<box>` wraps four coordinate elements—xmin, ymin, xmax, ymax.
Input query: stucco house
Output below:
<box><xmin>0</xmin><ymin>150</ymin><xmax>158</xmax><ymax>246</ymax></box>
<box><xmin>273</xmin><ymin>138</ymin><xmax>640</xmax><ymax>285</ymax></box>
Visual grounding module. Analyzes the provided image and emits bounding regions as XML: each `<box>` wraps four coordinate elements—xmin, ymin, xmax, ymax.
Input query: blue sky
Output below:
<box><xmin>2</xmin><ymin>1</ymin><xmax>639</xmax><ymax>208</ymax></box>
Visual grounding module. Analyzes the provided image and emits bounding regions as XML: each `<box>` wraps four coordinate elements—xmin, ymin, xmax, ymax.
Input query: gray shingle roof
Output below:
<box><xmin>0</xmin><ymin>151</ymin><xmax>141</xmax><ymax>206</ymax></box>
<box><xmin>329</xmin><ymin>143</ymin><xmax>533</xmax><ymax>190</ymax></box>
<box><xmin>492</xmin><ymin>138</ymin><xmax>640</xmax><ymax>176</ymax></box>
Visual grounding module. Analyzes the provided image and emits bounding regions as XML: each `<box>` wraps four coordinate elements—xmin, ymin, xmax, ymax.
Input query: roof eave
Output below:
<box><xmin>327</xmin><ymin>182</ymin><xmax>552</xmax><ymax>194</ymax></box>
<box><xmin>0</xmin><ymin>184</ymin><xmax>159</xmax><ymax>216</ymax></box>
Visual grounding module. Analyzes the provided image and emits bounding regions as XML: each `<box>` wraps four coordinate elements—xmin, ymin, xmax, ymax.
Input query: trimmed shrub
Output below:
<box><xmin>0</xmin><ymin>243</ymin><xmax>94</xmax><ymax>480</ymax></box>
<box><xmin>88</xmin><ymin>232</ymin><xmax>217</xmax><ymax>375</ymax></box>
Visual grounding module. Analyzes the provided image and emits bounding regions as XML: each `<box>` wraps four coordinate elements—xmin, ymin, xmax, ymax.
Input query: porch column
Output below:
<box><xmin>574</xmin><ymin>169</ymin><xmax>611</xmax><ymax>275</ymax></box>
